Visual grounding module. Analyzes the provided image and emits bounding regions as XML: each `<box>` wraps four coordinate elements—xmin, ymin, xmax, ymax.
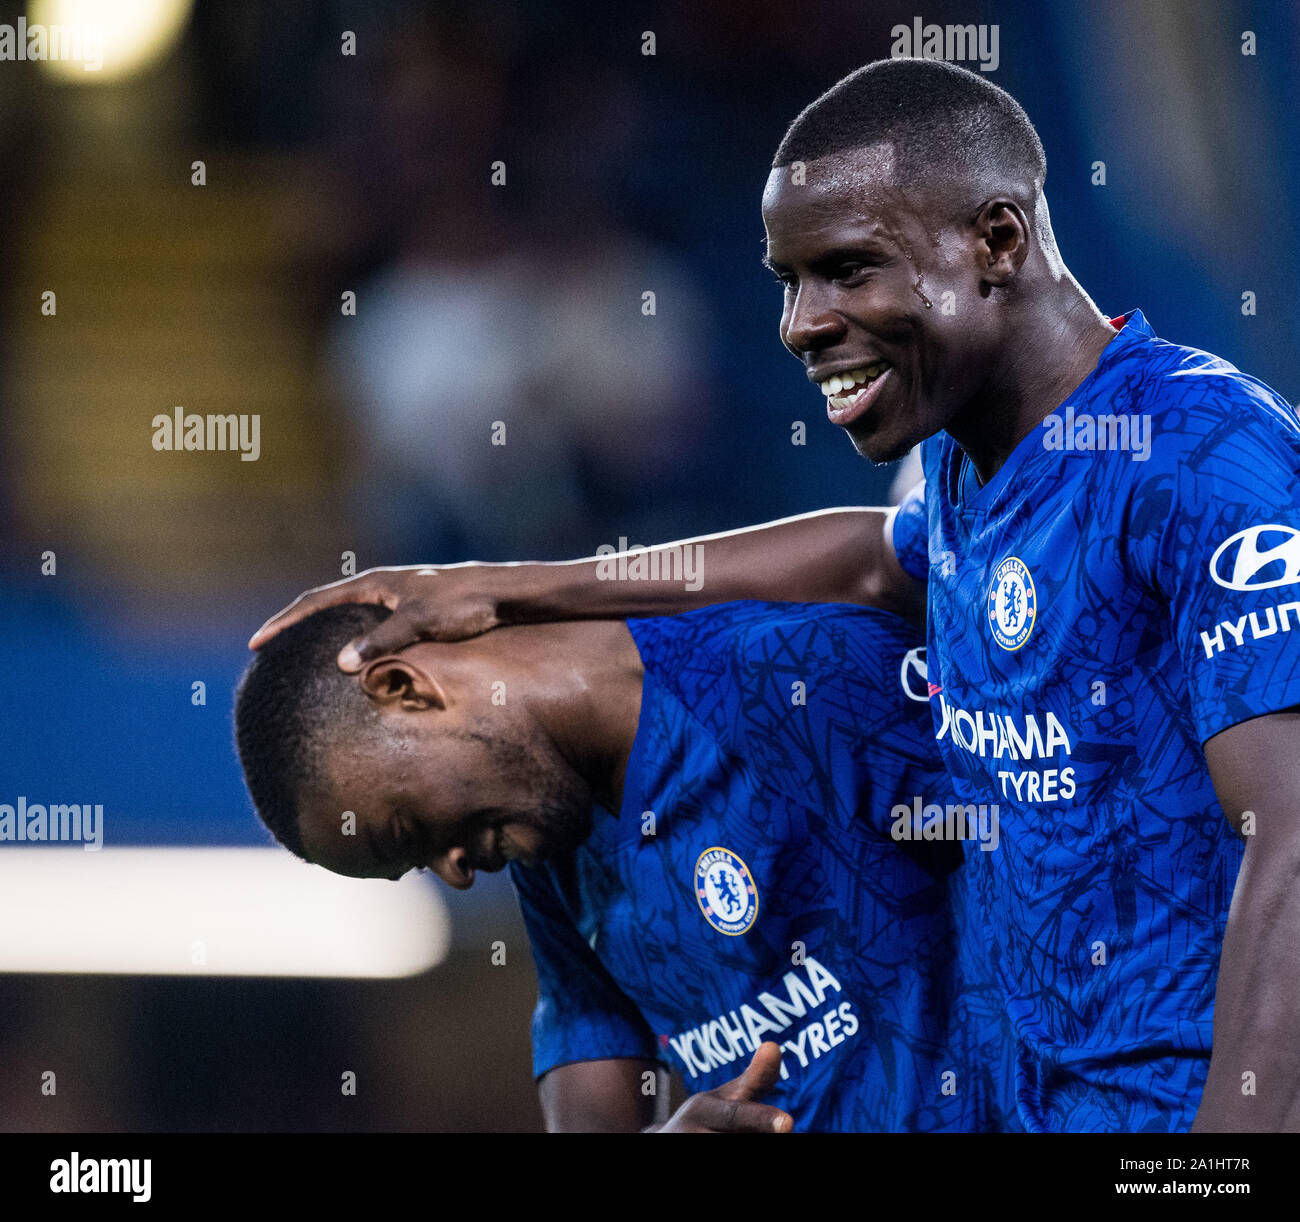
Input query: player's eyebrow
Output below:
<box><xmin>809</xmin><ymin>244</ymin><xmax>889</xmax><ymax>269</ymax></box>
<box><xmin>763</xmin><ymin>243</ymin><xmax>889</xmax><ymax>277</ymax></box>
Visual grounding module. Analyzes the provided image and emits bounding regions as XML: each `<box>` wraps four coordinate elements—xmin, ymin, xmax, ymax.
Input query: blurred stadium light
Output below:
<box><xmin>0</xmin><ymin>847</ymin><xmax>450</xmax><ymax>977</ymax></box>
<box><xmin>32</xmin><ymin>0</ymin><xmax>194</xmax><ymax>83</ymax></box>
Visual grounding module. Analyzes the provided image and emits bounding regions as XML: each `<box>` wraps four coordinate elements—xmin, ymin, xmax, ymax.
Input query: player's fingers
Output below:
<box><xmin>337</xmin><ymin>608</ymin><xmax>429</xmax><ymax>671</ymax></box>
<box><xmin>248</xmin><ymin>577</ymin><xmax>387</xmax><ymax>649</ymax></box>
<box><xmin>693</xmin><ymin>1094</ymin><xmax>792</xmax><ymax>1134</ymax></box>
<box><xmin>717</xmin><ymin>1041</ymin><xmax>784</xmax><ymax>1101</ymax></box>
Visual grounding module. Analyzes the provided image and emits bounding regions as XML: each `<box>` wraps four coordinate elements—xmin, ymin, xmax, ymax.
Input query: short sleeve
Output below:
<box><xmin>1131</xmin><ymin>375</ymin><xmax>1300</xmax><ymax>742</ymax></box>
<box><xmin>509</xmin><ymin>862</ymin><xmax>663</xmax><ymax>1079</ymax></box>
<box><xmin>890</xmin><ymin>480</ymin><xmax>929</xmax><ymax>582</ymax></box>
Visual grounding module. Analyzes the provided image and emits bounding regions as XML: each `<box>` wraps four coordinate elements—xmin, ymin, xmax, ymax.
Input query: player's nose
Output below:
<box><xmin>783</xmin><ymin>285</ymin><xmax>845</xmax><ymax>356</ymax></box>
<box><xmin>431</xmin><ymin>847</ymin><xmax>475</xmax><ymax>890</ymax></box>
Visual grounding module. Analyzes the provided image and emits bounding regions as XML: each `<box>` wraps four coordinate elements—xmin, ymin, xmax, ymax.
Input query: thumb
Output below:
<box><xmin>337</xmin><ymin>612</ymin><xmax>424</xmax><ymax>671</ymax></box>
<box><xmin>718</xmin><ymin>1041</ymin><xmax>784</xmax><ymax>1101</ymax></box>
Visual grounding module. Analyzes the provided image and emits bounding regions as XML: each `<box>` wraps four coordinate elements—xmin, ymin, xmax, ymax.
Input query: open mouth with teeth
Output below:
<box><xmin>818</xmin><ymin>361</ymin><xmax>893</xmax><ymax>426</ymax></box>
<box><xmin>819</xmin><ymin>361</ymin><xmax>891</xmax><ymax>400</ymax></box>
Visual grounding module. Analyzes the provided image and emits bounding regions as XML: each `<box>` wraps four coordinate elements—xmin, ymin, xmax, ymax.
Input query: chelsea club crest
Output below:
<box><xmin>987</xmin><ymin>556</ymin><xmax>1037</xmax><ymax>651</ymax></box>
<box><xmin>695</xmin><ymin>847</ymin><xmax>759</xmax><ymax>936</ymax></box>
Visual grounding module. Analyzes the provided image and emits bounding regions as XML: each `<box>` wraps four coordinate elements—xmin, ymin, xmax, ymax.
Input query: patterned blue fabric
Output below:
<box><xmin>892</xmin><ymin>310</ymin><xmax>1300</xmax><ymax>1131</ymax></box>
<box><xmin>512</xmin><ymin>601</ymin><xmax>1018</xmax><ymax>1131</ymax></box>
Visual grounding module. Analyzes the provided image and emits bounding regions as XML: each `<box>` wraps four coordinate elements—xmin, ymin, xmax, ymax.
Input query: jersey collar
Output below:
<box><xmin>952</xmin><ymin>308</ymin><xmax>1155</xmax><ymax>510</ymax></box>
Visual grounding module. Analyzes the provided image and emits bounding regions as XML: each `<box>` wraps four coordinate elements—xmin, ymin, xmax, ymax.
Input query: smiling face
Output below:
<box><xmin>294</xmin><ymin>656</ymin><xmax>594</xmax><ymax>890</ymax></box>
<box><xmin>762</xmin><ymin>143</ymin><xmax>1014</xmax><ymax>463</ymax></box>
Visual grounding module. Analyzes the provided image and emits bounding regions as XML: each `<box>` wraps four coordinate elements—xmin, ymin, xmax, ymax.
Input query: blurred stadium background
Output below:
<box><xmin>0</xmin><ymin>0</ymin><xmax>1296</xmax><ymax>1131</ymax></box>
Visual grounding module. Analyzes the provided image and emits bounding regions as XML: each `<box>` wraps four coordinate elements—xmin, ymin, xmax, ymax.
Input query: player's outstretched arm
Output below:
<box><xmin>1195</xmin><ymin>707</ymin><xmax>1300</xmax><ymax>1132</ymax></box>
<box><xmin>249</xmin><ymin>507</ymin><xmax>923</xmax><ymax>669</ymax></box>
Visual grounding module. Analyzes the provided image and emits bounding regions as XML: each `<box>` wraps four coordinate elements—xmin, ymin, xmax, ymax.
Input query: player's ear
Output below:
<box><xmin>358</xmin><ymin>657</ymin><xmax>448</xmax><ymax>712</ymax></box>
<box><xmin>974</xmin><ymin>197</ymin><xmax>1030</xmax><ymax>287</ymax></box>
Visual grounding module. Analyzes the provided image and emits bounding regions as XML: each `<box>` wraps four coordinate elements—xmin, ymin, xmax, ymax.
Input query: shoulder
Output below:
<box><xmin>654</xmin><ymin>600</ymin><xmax>920</xmax><ymax>690</ymax></box>
<box><xmin>1118</xmin><ymin>334</ymin><xmax>1300</xmax><ymax>470</ymax></box>
<box><xmin>633</xmin><ymin>601</ymin><xmax>928</xmax><ymax>752</ymax></box>
<box><xmin>1063</xmin><ymin>332</ymin><xmax>1300</xmax><ymax>540</ymax></box>
<box><xmin>631</xmin><ymin>600</ymin><xmax>919</xmax><ymax>686</ymax></box>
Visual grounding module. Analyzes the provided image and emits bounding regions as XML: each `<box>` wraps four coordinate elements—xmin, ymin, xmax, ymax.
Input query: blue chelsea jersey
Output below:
<box><xmin>892</xmin><ymin>309</ymin><xmax>1300</xmax><ymax>1131</ymax></box>
<box><xmin>510</xmin><ymin>601</ymin><xmax>1017</xmax><ymax>1131</ymax></box>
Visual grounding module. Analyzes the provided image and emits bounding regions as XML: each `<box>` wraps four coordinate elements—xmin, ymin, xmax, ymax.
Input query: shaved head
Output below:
<box><xmin>773</xmin><ymin>58</ymin><xmax>1046</xmax><ymax>213</ymax></box>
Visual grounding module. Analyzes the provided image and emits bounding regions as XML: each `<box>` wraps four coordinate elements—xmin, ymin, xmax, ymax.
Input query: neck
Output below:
<box><xmin>449</xmin><ymin>620</ymin><xmax>645</xmax><ymax>812</ymax></box>
<box><xmin>948</xmin><ymin>275</ymin><xmax>1118</xmax><ymax>485</ymax></box>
